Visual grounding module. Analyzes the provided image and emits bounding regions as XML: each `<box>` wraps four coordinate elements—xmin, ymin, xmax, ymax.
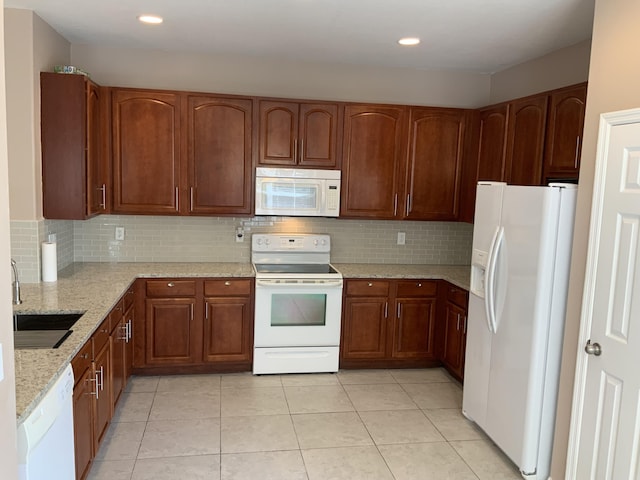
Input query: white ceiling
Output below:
<box><xmin>5</xmin><ymin>0</ymin><xmax>595</xmax><ymax>74</ymax></box>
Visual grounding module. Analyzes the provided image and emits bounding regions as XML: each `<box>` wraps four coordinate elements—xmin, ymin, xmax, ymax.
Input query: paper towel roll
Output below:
<box><xmin>41</xmin><ymin>241</ymin><xmax>57</xmax><ymax>282</ymax></box>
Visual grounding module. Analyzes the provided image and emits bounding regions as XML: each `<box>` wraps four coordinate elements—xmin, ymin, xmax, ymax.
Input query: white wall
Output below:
<box><xmin>71</xmin><ymin>44</ymin><xmax>492</xmax><ymax>108</ymax></box>
<box><xmin>550</xmin><ymin>0</ymin><xmax>640</xmax><ymax>477</ymax></box>
<box><xmin>0</xmin><ymin>2</ymin><xmax>19</xmax><ymax>476</ymax></box>
<box><xmin>489</xmin><ymin>40</ymin><xmax>591</xmax><ymax>104</ymax></box>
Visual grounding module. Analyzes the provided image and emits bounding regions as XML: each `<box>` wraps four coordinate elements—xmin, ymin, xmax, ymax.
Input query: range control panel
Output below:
<box><xmin>251</xmin><ymin>234</ymin><xmax>331</xmax><ymax>253</ymax></box>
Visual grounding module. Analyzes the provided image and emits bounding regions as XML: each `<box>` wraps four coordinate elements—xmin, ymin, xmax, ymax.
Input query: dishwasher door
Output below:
<box><xmin>17</xmin><ymin>364</ymin><xmax>75</xmax><ymax>480</ymax></box>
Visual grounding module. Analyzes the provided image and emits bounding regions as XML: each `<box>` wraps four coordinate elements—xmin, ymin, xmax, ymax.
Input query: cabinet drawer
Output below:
<box><xmin>396</xmin><ymin>280</ymin><xmax>437</xmax><ymax>297</ymax></box>
<box><xmin>92</xmin><ymin>317</ymin><xmax>111</xmax><ymax>358</ymax></box>
<box><xmin>71</xmin><ymin>340</ymin><xmax>92</xmax><ymax>384</ymax></box>
<box><xmin>146</xmin><ymin>279</ymin><xmax>197</xmax><ymax>297</ymax></box>
<box><xmin>447</xmin><ymin>284</ymin><xmax>469</xmax><ymax>308</ymax></box>
<box><xmin>204</xmin><ymin>279</ymin><xmax>252</xmax><ymax>296</ymax></box>
<box><xmin>345</xmin><ymin>280</ymin><xmax>390</xmax><ymax>296</ymax></box>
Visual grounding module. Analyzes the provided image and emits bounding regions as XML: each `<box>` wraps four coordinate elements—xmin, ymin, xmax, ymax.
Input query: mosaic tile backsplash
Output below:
<box><xmin>11</xmin><ymin>215</ymin><xmax>473</xmax><ymax>283</ymax></box>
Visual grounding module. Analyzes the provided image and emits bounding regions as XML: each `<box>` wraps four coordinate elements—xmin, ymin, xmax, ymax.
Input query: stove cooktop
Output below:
<box><xmin>254</xmin><ymin>264</ymin><xmax>340</xmax><ymax>275</ymax></box>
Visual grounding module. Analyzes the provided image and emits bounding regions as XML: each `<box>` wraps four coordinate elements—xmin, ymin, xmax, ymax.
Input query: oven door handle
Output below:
<box><xmin>256</xmin><ymin>279</ymin><xmax>343</xmax><ymax>288</ymax></box>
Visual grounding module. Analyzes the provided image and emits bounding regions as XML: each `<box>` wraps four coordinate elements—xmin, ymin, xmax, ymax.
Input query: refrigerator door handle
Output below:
<box><xmin>485</xmin><ymin>226</ymin><xmax>504</xmax><ymax>334</ymax></box>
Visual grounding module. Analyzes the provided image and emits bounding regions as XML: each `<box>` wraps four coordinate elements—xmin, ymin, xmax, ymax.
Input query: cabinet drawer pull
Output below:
<box><xmin>368</xmin><ymin>282</ymin><xmax>373</xmax><ymax>287</ymax></box>
<box><xmin>224</xmin><ymin>281</ymin><xmax>231</xmax><ymax>286</ymax></box>
<box><xmin>417</xmin><ymin>283</ymin><xmax>422</xmax><ymax>287</ymax></box>
<box><xmin>167</xmin><ymin>282</ymin><xmax>175</xmax><ymax>287</ymax></box>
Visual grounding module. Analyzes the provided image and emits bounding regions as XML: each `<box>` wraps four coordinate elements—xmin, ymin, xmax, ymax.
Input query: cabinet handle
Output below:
<box><xmin>300</xmin><ymin>139</ymin><xmax>304</xmax><ymax>162</ymax></box>
<box><xmin>190</xmin><ymin>187</ymin><xmax>194</xmax><ymax>212</ymax></box>
<box><xmin>205</xmin><ymin>303</ymin><xmax>208</xmax><ymax>320</ymax></box>
<box><xmin>574</xmin><ymin>136</ymin><xmax>581</xmax><ymax>169</ymax></box>
<box><xmin>406</xmin><ymin>194</ymin><xmax>411</xmax><ymax>217</ymax></box>
<box><xmin>127</xmin><ymin>319</ymin><xmax>132</xmax><ymax>341</ymax></box>
<box><xmin>224</xmin><ymin>281</ymin><xmax>231</xmax><ymax>286</ymax></box>
<box><xmin>393</xmin><ymin>194</ymin><xmax>398</xmax><ymax>216</ymax></box>
<box><xmin>293</xmin><ymin>139</ymin><xmax>298</xmax><ymax>162</ymax></box>
<box><xmin>397</xmin><ymin>303</ymin><xmax>401</xmax><ymax>319</ymax></box>
<box><xmin>80</xmin><ymin>353</ymin><xmax>89</xmax><ymax>360</ymax></box>
<box><xmin>98</xmin><ymin>366</ymin><xmax>104</xmax><ymax>392</ymax></box>
<box><xmin>457</xmin><ymin>313</ymin><xmax>461</xmax><ymax>331</ymax></box>
<box><xmin>87</xmin><ymin>376</ymin><xmax>98</xmax><ymax>398</ymax></box>
<box><xmin>463</xmin><ymin>315</ymin><xmax>467</xmax><ymax>334</ymax></box>
<box><xmin>190</xmin><ymin>304</ymin><xmax>194</xmax><ymax>321</ymax></box>
<box><xmin>175</xmin><ymin>187</ymin><xmax>179</xmax><ymax>211</ymax></box>
<box><xmin>167</xmin><ymin>282</ymin><xmax>175</xmax><ymax>287</ymax></box>
<box><xmin>99</xmin><ymin>184</ymin><xmax>106</xmax><ymax>209</ymax></box>
<box><xmin>417</xmin><ymin>283</ymin><xmax>422</xmax><ymax>287</ymax></box>
<box><xmin>368</xmin><ymin>282</ymin><xmax>373</xmax><ymax>287</ymax></box>
<box><xmin>384</xmin><ymin>301</ymin><xmax>388</xmax><ymax>319</ymax></box>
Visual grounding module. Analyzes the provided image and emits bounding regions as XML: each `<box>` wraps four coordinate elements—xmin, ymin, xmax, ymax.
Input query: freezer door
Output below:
<box><xmin>483</xmin><ymin>185</ymin><xmax>563</xmax><ymax>476</ymax></box>
<box><xmin>463</xmin><ymin>182</ymin><xmax>505</xmax><ymax>426</ymax></box>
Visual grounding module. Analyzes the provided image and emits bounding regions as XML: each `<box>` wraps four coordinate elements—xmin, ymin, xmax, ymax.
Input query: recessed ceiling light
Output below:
<box><xmin>138</xmin><ymin>15</ymin><xmax>163</xmax><ymax>25</ymax></box>
<box><xmin>398</xmin><ymin>37</ymin><xmax>420</xmax><ymax>46</ymax></box>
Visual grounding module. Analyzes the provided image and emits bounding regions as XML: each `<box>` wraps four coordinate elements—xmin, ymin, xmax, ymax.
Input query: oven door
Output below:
<box><xmin>254</xmin><ymin>278</ymin><xmax>343</xmax><ymax>347</ymax></box>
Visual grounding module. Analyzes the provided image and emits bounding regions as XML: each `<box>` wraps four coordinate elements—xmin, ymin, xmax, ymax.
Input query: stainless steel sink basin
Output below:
<box><xmin>13</xmin><ymin>313</ymin><xmax>83</xmax><ymax>349</ymax></box>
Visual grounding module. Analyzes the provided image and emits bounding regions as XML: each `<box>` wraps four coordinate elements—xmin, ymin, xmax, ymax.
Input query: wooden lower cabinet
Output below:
<box><xmin>341</xmin><ymin>279</ymin><xmax>438</xmax><ymax>367</ymax></box>
<box><xmin>438</xmin><ymin>282</ymin><xmax>469</xmax><ymax>381</ymax></box>
<box><xmin>92</xmin><ymin>325</ymin><xmax>112</xmax><ymax>449</ymax></box>
<box><xmin>136</xmin><ymin>278</ymin><xmax>254</xmax><ymax>373</ymax></box>
<box><xmin>72</xmin><ymin>350</ymin><xmax>94</xmax><ymax>480</ymax></box>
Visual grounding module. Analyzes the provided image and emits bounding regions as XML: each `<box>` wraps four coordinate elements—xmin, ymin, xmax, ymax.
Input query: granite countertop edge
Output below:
<box><xmin>13</xmin><ymin>262</ymin><xmax>470</xmax><ymax>422</ymax></box>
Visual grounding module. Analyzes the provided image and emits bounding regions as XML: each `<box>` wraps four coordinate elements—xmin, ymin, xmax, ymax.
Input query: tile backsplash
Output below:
<box><xmin>11</xmin><ymin>215</ymin><xmax>473</xmax><ymax>283</ymax></box>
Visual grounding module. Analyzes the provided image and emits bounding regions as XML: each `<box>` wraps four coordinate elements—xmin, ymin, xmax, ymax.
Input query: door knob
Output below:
<box><xmin>585</xmin><ymin>340</ymin><xmax>602</xmax><ymax>356</ymax></box>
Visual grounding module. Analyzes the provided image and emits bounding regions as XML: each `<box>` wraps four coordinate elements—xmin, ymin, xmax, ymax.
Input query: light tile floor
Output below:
<box><xmin>88</xmin><ymin>368</ymin><xmax>522</xmax><ymax>480</ymax></box>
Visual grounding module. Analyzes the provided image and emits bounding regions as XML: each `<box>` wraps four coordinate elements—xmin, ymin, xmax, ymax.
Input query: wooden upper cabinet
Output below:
<box><xmin>41</xmin><ymin>72</ymin><xmax>108</xmax><ymax>219</ymax></box>
<box><xmin>543</xmin><ymin>83</ymin><xmax>587</xmax><ymax>181</ymax></box>
<box><xmin>341</xmin><ymin>105</ymin><xmax>408</xmax><ymax>218</ymax></box>
<box><xmin>258</xmin><ymin>101</ymin><xmax>339</xmax><ymax>168</ymax></box>
<box><xmin>187</xmin><ymin>96</ymin><xmax>253</xmax><ymax>215</ymax></box>
<box><xmin>476</xmin><ymin>104</ymin><xmax>509</xmax><ymax>182</ymax></box>
<box><xmin>112</xmin><ymin>90</ymin><xmax>181</xmax><ymax>214</ymax></box>
<box><xmin>404</xmin><ymin>108</ymin><xmax>466</xmax><ymax>220</ymax></box>
<box><xmin>505</xmin><ymin>94</ymin><xmax>548</xmax><ymax>186</ymax></box>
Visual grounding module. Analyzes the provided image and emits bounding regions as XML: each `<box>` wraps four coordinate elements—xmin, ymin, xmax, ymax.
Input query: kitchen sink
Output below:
<box><xmin>13</xmin><ymin>313</ymin><xmax>84</xmax><ymax>349</ymax></box>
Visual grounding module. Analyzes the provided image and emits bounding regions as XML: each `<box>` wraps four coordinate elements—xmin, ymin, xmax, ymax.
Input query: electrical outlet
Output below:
<box><xmin>235</xmin><ymin>227</ymin><xmax>245</xmax><ymax>243</ymax></box>
<box><xmin>397</xmin><ymin>232</ymin><xmax>406</xmax><ymax>245</ymax></box>
<box><xmin>115</xmin><ymin>226</ymin><xmax>125</xmax><ymax>241</ymax></box>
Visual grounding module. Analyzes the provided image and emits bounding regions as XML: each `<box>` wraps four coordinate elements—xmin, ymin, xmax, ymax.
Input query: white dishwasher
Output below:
<box><xmin>17</xmin><ymin>364</ymin><xmax>75</xmax><ymax>480</ymax></box>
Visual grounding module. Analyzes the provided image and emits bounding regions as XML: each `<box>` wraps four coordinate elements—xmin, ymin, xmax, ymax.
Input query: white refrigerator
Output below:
<box><xmin>463</xmin><ymin>181</ymin><xmax>577</xmax><ymax>480</ymax></box>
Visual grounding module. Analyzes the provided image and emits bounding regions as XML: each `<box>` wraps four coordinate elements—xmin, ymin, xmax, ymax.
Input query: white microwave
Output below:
<box><xmin>255</xmin><ymin>167</ymin><xmax>341</xmax><ymax>217</ymax></box>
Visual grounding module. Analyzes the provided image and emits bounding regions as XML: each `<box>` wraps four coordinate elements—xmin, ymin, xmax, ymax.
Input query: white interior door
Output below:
<box><xmin>567</xmin><ymin>109</ymin><xmax>640</xmax><ymax>479</ymax></box>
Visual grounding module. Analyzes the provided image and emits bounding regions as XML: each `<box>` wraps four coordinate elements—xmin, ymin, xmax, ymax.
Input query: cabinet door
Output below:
<box><xmin>391</xmin><ymin>298</ymin><xmax>436</xmax><ymax>359</ymax></box>
<box><xmin>543</xmin><ymin>84</ymin><xmax>587</xmax><ymax>181</ymax></box>
<box><xmin>505</xmin><ymin>95</ymin><xmax>548</xmax><ymax>185</ymax></box>
<box><xmin>93</xmin><ymin>341</ymin><xmax>112</xmax><ymax>449</ymax></box>
<box><xmin>145</xmin><ymin>298</ymin><xmax>198</xmax><ymax>365</ymax></box>
<box><xmin>404</xmin><ymin>108</ymin><xmax>465</xmax><ymax>220</ymax></box>
<box><xmin>442</xmin><ymin>302</ymin><xmax>466</xmax><ymax>378</ymax></box>
<box><xmin>187</xmin><ymin>96</ymin><xmax>253</xmax><ymax>215</ymax></box>
<box><xmin>203</xmin><ymin>297</ymin><xmax>252</xmax><ymax>363</ymax></box>
<box><xmin>86</xmin><ymin>81</ymin><xmax>107</xmax><ymax>216</ymax></box>
<box><xmin>73</xmin><ymin>368</ymin><xmax>94</xmax><ymax>480</ymax></box>
<box><xmin>110</xmin><ymin>314</ymin><xmax>126</xmax><ymax>408</ymax></box>
<box><xmin>341</xmin><ymin>297</ymin><xmax>389</xmax><ymax>359</ymax></box>
<box><xmin>258</xmin><ymin>101</ymin><xmax>298</xmax><ymax>166</ymax></box>
<box><xmin>476</xmin><ymin>104</ymin><xmax>509</xmax><ymax>182</ymax></box>
<box><xmin>112</xmin><ymin>90</ymin><xmax>181</xmax><ymax>214</ymax></box>
<box><xmin>298</xmin><ymin>103</ymin><xmax>339</xmax><ymax>168</ymax></box>
<box><xmin>341</xmin><ymin>105</ymin><xmax>407</xmax><ymax>218</ymax></box>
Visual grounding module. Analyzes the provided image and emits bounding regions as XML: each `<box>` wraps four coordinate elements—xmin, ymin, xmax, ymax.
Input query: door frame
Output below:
<box><xmin>565</xmin><ymin>107</ymin><xmax>640</xmax><ymax>477</ymax></box>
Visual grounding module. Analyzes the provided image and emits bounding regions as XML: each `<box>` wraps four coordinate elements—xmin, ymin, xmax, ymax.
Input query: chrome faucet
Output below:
<box><xmin>11</xmin><ymin>259</ymin><xmax>22</xmax><ymax>305</ymax></box>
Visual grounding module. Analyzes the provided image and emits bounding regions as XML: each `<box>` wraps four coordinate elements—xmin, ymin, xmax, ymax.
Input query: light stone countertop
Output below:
<box><xmin>13</xmin><ymin>261</ymin><xmax>469</xmax><ymax>422</ymax></box>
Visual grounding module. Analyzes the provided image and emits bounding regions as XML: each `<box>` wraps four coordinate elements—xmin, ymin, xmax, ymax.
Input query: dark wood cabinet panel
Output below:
<box><xmin>341</xmin><ymin>105</ymin><xmax>407</xmax><ymax>218</ymax></box>
<box><xmin>145</xmin><ymin>298</ymin><xmax>198</xmax><ymax>365</ymax></box>
<box><xmin>404</xmin><ymin>108</ymin><xmax>465</xmax><ymax>220</ymax></box>
<box><xmin>92</xmin><ymin>339</ymin><xmax>112</xmax><ymax>449</ymax></box>
<box><xmin>341</xmin><ymin>297</ymin><xmax>388</xmax><ymax>359</ymax></box>
<box><xmin>543</xmin><ymin>83</ymin><xmax>587</xmax><ymax>181</ymax></box>
<box><xmin>259</xmin><ymin>101</ymin><xmax>340</xmax><ymax>168</ymax></box>
<box><xmin>505</xmin><ymin>95</ymin><xmax>548</xmax><ymax>186</ymax></box>
<box><xmin>203</xmin><ymin>297</ymin><xmax>252</xmax><ymax>363</ymax></box>
<box><xmin>391</xmin><ymin>297</ymin><xmax>436</xmax><ymax>359</ymax></box>
<box><xmin>298</xmin><ymin>103</ymin><xmax>339</xmax><ymax>168</ymax></box>
<box><xmin>73</xmin><ymin>367</ymin><xmax>95</xmax><ymax>480</ymax></box>
<box><xmin>438</xmin><ymin>282</ymin><xmax>468</xmax><ymax>381</ymax></box>
<box><xmin>41</xmin><ymin>72</ymin><xmax>108</xmax><ymax>219</ymax></box>
<box><xmin>112</xmin><ymin>90</ymin><xmax>181</xmax><ymax>214</ymax></box>
<box><xmin>476</xmin><ymin>104</ymin><xmax>509</xmax><ymax>182</ymax></box>
<box><xmin>188</xmin><ymin>96</ymin><xmax>253</xmax><ymax>215</ymax></box>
